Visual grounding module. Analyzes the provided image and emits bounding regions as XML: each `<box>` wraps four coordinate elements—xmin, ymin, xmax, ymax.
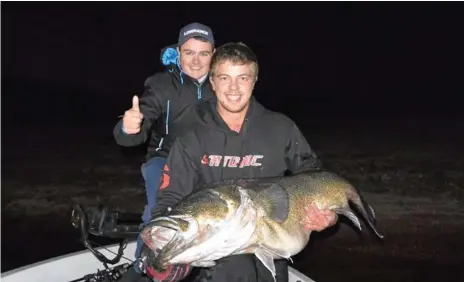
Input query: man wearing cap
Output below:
<box><xmin>115</xmin><ymin>22</ymin><xmax>216</xmax><ymax>282</ymax></box>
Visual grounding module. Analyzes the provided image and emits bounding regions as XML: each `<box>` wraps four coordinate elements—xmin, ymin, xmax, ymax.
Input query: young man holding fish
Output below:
<box><xmin>139</xmin><ymin>42</ymin><xmax>337</xmax><ymax>282</ymax></box>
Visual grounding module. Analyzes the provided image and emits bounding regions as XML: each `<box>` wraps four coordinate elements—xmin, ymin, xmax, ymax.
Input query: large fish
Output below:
<box><xmin>140</xmin><ymin>169</ymin><xmax>384</xmax><ymax>280</ymax></box>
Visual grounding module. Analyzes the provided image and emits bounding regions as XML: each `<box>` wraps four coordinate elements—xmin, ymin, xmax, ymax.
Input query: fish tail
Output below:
<box><xmin>347</xmin><ymin>186</ymin><xmax>384</xmax><ymax>240</ymax></box>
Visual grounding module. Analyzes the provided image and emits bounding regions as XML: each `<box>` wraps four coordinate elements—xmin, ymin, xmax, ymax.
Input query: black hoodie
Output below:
<box><xmin>113</xmin><ymin>45</ymin><xmax>215</xmax><ymax>160</ymax></box>
<box><xmin>152</xmin><ymin>96</ymin><xmax>322</xmax><ymax>216</ymax></box>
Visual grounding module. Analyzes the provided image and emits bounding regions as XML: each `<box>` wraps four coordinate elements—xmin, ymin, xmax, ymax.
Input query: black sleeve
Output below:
<box><xmin>285</xmin><ymin>123</ymin><xmax>323</xmax><ymax>173</ymax></box>
<box><xmin>151</xmin><ymin>136</ymin><xmax>200</xmax><ymax>217</ymax></box>
<box><xmin>113</xmin><ymin>78</ymin><xmax>165</xmax><ymax>147</ymax></box>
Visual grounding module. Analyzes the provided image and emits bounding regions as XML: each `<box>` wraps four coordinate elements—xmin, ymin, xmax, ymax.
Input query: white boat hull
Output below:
<box><xmin>1</xmin><ymin>241</ymin><xmax>315</xmax><ymax>282</ymax></box>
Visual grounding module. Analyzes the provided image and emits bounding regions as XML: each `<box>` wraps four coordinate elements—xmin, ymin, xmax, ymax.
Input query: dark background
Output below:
<box><xmin>3</xmin><ymin>2</ymin><xmax>463</xmax><ymax>127</ymax></box>
<box><xmin>2</xmin><ymin>2</ymin><xmax>464</xmax><ymax>281</ymax></box>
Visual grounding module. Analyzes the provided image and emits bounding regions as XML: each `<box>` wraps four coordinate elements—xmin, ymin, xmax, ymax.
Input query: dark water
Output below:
<box><xmin>2</xmin><ymin>116</ymin><xmax>464</xmax><ymax>281</ymax></box>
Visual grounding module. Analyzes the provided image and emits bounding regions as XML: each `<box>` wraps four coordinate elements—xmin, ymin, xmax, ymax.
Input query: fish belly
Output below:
<box><xmin>259</xmin><ymin>221</ymin><xmax>310</xmax><ymax>259</ymax></box>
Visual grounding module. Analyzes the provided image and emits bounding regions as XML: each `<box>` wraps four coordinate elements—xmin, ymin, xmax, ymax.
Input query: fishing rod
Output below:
<box><xmin>71</xmin><ymin>204</ymin><xmax>130</xmax><ymax>267</ymax></box>
<box><xmin>68</xmin><ymin>263</ymin><xmax>132</xmax><ymax>282</ymax></box>
<box><xmin>69</xmin><ymin>204</ymin><xmax>140</xmax><ymax>282</ymax></box>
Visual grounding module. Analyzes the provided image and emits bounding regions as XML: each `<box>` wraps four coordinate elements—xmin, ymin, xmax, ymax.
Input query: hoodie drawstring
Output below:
<box><xmin>156</xmin><ymin>100</ymin><xmax>170</xmax><ymax>151</ymax></box>
<box><xmin>197</xmin><ymin>85</ymin><xmax>202</xmax><ymax>100</ymax></box>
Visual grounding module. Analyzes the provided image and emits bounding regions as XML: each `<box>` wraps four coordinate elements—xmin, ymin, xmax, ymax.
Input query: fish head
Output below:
<box><xmin>140</xmin><ymin>187</ymin><xmax>242</xmax><ymax>270</ymax></box>
<box><xmin>139</xmin><ymin>215</ymin><xmax>197</xmax><ymax>271</ymax></box>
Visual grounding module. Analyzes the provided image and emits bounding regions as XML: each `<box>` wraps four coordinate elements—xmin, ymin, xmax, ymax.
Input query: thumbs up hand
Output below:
<box><xmin>122</xmin><ymin>95</ymin><xmax>144</xmax><ymax>134</ymax></box>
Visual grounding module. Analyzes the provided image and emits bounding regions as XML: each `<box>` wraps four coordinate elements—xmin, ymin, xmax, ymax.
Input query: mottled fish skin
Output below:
<box><xmin>235</xmin><ymin>171</ymin><xmax>383</xmax><ymax>264</ymax></box>
<box><xmin>140</xmin><ymin>170</ymin><xmax>384</xmax><ymax>279</ymax></box>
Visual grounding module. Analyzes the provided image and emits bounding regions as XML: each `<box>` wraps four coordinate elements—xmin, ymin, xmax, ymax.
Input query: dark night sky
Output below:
<box><xmin>2</xmin><ymin>2</ymin><xmax>464</xmax><ymax>126</ymax></box>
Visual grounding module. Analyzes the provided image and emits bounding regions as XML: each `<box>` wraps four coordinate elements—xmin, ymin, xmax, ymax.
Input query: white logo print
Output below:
<box><xmin>184</xmin><ymin>29</ymin><xmax>209</xmax><ymax>36</ymax></box>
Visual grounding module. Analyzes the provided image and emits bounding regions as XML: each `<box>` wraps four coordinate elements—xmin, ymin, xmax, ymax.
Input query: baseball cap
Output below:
<box><xmin>178</xmin><ymin>22</ymin><xmax>215</xmax><ymax>47</ymax></box>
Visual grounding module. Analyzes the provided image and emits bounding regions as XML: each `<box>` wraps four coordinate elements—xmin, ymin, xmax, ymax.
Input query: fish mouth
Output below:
<box><xmin>140</xmin><ymin>217</ymin><xmax>183</xmax><ymax>255</ymax></box>
<box><xmin>149</xmin><ymin>216</ymin><xmax>186</xmax><ymax>232</ymax></box>
<box><xmin>140</xmin><ymin>216</ymin><xmax>193</xmax><ymax>258</ymax></box>
<box><xmin>142</xmin><ymin>224</ymin><xmax>197</xmax><ymax>271</ymax></box>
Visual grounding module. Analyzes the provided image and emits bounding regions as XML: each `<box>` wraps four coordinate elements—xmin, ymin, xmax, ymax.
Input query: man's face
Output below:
<box><xmin>210</xmin><ymin>60</ymin><xmax>257</xmax><ymax>115</ymax></box>
<box><xmin>178</xmin><ymin>38</ymin><xmax>214</xmax><ymax>80</ymax></box>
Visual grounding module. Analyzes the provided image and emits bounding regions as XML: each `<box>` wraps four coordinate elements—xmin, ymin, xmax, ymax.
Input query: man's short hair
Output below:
<box><xmin>210</xmin><ymin>42</ymin><xmax>259</xmax><ymax>78</ymax></box>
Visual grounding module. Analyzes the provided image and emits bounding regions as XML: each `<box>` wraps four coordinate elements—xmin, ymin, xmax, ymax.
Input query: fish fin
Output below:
<box><xmin>201</xmin><ymin>178</ymin><xmax>262</xmax><ymax>189</ymax></box>
<box><xmin>252</xmin><ymin>183</ymin><xmax>290</xmax><ymax>223</ymax></box>
<box><xmin>258</xmin><ymin>245</ymin><xmax>293</xmax><ymax>263</ymax></box>
<box><xmin>192</xmin><ymin>261</ymin><xmax>216</xmax><ymax>267</ymax></box>
<box><xmin>369</xmin><ymin>204</ymin><xmax>376</xmax><ymax>219</ymax></box>
<box><xmin>348</xmin><ymin>187</ymin><xmax>385</xmax><ymax>240</ymax></box>
<box><xmin>255</xmin><ymin>248</ymin><xmax>277</xmax><ymax>281</ymax></box>
<box><xmin>334</xmin><ymin>208</ymin><xmax>362</xmax><ymax>231</ymax></box>
<box><xmin>289</xmin><ymin>165</ymin><xmax>324</xmax><ymax>175</ymax></box>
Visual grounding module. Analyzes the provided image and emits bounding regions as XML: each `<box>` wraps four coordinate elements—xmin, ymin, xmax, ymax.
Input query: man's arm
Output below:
<box><xmin>113</xmin><ymin>80</ymin><xmax>165</xmax><ymax>147</ymax></box>
<box><xmin>150</xmin><ymin>136</ymin><xmax>200</xmax><ymax>217</ymax></box>
<box><xmin>284</xmin><ymin>123</ymin><xmax>323</xmax><ymax>174</ymax></box>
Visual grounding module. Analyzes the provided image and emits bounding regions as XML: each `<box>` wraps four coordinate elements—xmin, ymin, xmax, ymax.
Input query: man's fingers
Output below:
<box><xmin>125</xmin><ymin>109</ymin><xmax>143</xmax><ymax>120</ymax></box>
<box><xmin>132</xmin><ymin>95</ymin><xmax>140</xmax><ymax>112</ymax></box>
<box><xmin>304</xmin><ymin>204</ymin><xmax>336</xmax><ymax>223</ymax></box>
<box><xmin>320</xmin><ymin>209</ymin><xmax>336</xmax><ymax>216</ymax></box>
<box><xmin>127</xmin><ymin>112</ymin><xmax>143</xmax><ymax>121</ymax></box>
<box><xmin>306</xmin><ymin>204</ymin><xmax>335</xmax><ymax>216</ymax></box>
<box><xmin>304</xmin><ymin>204</ymin><xmax>318</xmax><ymax>213</ymax></box>
<box><xmin>131</xmin><ymin>116</ymin><xmax>142</xmax><ymax>124</ymax></box>
<box><xmin>125</xmin><ymin>124</ymin><xmax>141</xmax><ymax>130</ymax></box>
<box><xmin>326</xmin><ymin>213</ymin><xmax>338</xmax><ymax>224</ymax></box>
<box><xmin>303</xmin><ymin>223</ymin><xmax>323</xmax><ymax>232</ymax></box>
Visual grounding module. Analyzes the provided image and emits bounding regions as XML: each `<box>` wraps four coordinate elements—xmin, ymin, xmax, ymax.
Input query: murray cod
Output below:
<box><xmin>140</xmin><ymin>169</ymin><xmax>384</xmax><ymax>280</ymax></box>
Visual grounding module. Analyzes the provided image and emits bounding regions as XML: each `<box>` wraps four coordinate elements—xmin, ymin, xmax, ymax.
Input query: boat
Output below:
<box><xmin>1</xmin><ymin>204</ymin><xmax>316</xmax><ymax>282</ymax></box>
<box><xmin>1</xmin><ymin>240</ymin><xmax>314</xmax><ymax>282</ymax></box>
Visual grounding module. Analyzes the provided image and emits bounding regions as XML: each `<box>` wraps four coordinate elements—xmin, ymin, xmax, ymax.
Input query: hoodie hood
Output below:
<box><xmin>159</xmin><ymin>44</ymin><xmax>210</xmax><ymax>86</ymax></box>
<box><xmin>159</xmin><ymin>44</ymin><xmax>184</xmax><ymax>81</ymax></box>
<box><xmin>160</xmin><ymin>44</ymin><xmax>180</xmax><ymax>69</ymax></box>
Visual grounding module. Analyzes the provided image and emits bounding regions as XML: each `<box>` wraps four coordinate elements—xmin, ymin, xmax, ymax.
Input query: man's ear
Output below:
<box><xmin>209</xmin><ymin>75</ymin><xmax>216</xmax><ymax>91</ymax></box>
